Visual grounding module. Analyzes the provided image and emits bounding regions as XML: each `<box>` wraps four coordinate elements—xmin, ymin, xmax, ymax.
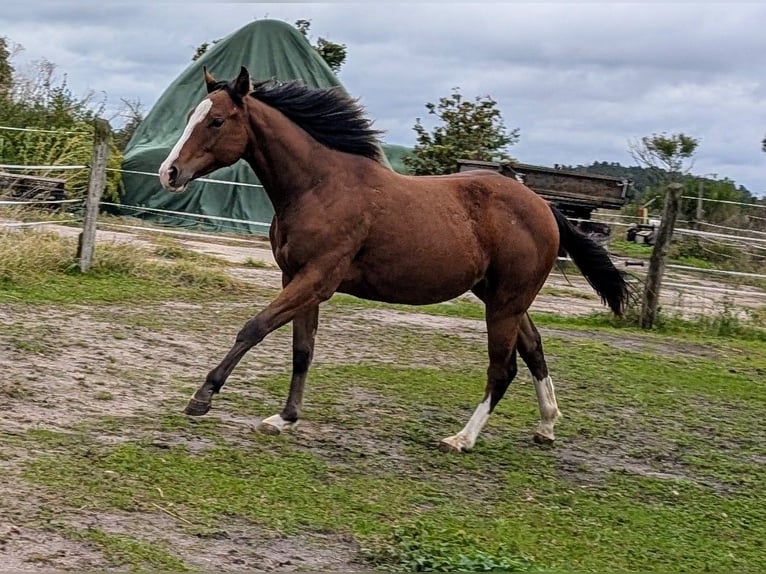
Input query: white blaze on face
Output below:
<box><xmin>158</xmin><ymin>98</ymin><xmax>213</xmax><ymax>188</ymax></box>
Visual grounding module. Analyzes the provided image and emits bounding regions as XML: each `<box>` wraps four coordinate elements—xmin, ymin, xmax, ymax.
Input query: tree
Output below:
<box><xmin>403</xmin><ymin>88</ymin><xmax>519</xmax><ymax>175</ymax></box>
<box><xmin>628</xmin><ymin>132</ymin><xmax>698</xmax><ymax>177</ymax></box>
<box><xmin>294</xmin><ymin>20</ymin><xmax>347</xmax><ymax>73</ymax></box>
<box><xmin>192</xmin><ymin>40</ymin><xmax>220</xmax><ymax>62</ymax></box>
<box><xmin>1</xmin><ymin>54</ymin><xmax>103</xmax><ymax>130</ymax></box>
<box><xmin>629</xmin><ymin>133</ymin><xmax>700</xmax><ymax>329</ymax></box>
<box><xmin>0</xmin><ymin>37</ymin><xmax>14</xmax><ymax>100</ymax></box>
<box><xmin>112</xmin><ymin>97</ymin><xmax>144</xmax><ymax>152</ymax></box>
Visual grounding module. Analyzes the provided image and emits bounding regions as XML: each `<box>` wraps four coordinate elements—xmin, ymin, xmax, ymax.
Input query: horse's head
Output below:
<box><xmin>159</xmin><ymin>66</ymin><xmax>252</xmax><ymax>192</ymax></box>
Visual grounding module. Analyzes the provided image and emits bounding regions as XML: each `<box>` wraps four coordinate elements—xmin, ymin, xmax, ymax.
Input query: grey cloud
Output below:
<box><xmin>0</xmin><ymin>2</ymin><xmax>764</xmax><ymax>194</ymax></box>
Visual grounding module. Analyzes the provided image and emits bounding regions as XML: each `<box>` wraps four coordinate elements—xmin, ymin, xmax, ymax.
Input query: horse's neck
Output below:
<box><xmin>244</xmin><ymin>99</ymin><xmax>332</xmax><ymax>214</ymax></box>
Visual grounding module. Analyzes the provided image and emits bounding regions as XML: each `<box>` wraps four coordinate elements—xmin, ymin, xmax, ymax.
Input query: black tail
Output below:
<box><xmin>551</xmin><ymin>205</ymin><xmax>629</xmax><ymax>316</ymax></box>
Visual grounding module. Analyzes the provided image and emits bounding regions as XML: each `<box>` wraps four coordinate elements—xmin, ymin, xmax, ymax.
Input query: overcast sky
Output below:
<box><xmin>2</xmin><ymin>2</ymin><xmax>765</xmax><ymax>195</ymax></box>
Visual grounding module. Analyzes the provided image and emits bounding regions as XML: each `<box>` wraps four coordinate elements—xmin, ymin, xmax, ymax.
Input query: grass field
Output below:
<box><xmin>1</xmin><ymin>229</ymin><xmax>765</xmax><ymax>571</ymax></box>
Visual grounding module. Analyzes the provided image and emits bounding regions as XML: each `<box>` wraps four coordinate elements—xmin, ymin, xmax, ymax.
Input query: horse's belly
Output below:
<box><xmin>339</xmin><ymin>245</ymin><xmax>485</xmax><ymax>305</ymax></box>
<box><xmin>338</xmin><ymin>279</ymin><xmax>472</xmax><ymax>306</ymax></box>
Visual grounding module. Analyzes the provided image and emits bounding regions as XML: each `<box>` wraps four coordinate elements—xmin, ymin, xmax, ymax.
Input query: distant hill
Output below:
<box><xmin>556</xmin><ymin>161</ymin><xmax>757</xmax><ymax>202</ymax></box>
<box><xmin>560</xmin><ymin>162</ymin><xmax>670</xmax><ymax>200</ymax></box>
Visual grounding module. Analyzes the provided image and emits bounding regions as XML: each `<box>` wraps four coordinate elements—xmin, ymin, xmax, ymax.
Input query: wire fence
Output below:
<box><xmin>2</xmin><ymin>160</ymin><xmax>764</xmax><ymax>240</ymax></box>
<box><xmin>0</xmin><ymin>125</ymin><xmax>90</xmax><ymax>136</ymax></box>
<box><xmin>99</xmin><ymin>201</ymin><xmax>271</xmax><ymax>229</ymax></box>
<box><xmin>680</xmin><ymin>195</ymin><xmax>766</xmax><ymax>210</ymax></box>
<box><xmin>0</xmin><ymin>164</ymin><xmax>89</xmax><ymax>171</ymax></box>
<box><xmin>2</xmin><ymin>154</ymin><xmax>765</xmax><ymax>317</ymax></box>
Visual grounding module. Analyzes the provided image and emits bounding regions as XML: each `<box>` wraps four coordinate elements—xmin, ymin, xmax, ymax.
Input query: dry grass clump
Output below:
<box><xmin>0</xmin><ymin>228</ymin><xmax>244</xmax><ymax>294</ymax></box>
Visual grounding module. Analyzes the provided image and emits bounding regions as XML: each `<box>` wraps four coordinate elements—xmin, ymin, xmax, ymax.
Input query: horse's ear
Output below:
<box><xmin>203</xmin><ymin>67</ymin><xmax>217</xmax><ymax>93</ymax></box>
<box><xmin>235</xmin><ymin>66</ymin><xmax>251</xmax><ymax>97</ymax></box>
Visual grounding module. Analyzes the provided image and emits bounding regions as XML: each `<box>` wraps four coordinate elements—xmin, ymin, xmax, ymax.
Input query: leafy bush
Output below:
<box><xmin>0</xmin><ymin>122</ymin><xmax>123</xmax><ymax>201</ymax></box>
<box><xmin>0</xmin><ymin>44</ymin><xmax>123</xmax><ymax>201</ymax></box>
<box><xmin>669</xmin><ymin>236</ymin><xmax>746</xmax><ymax>269</ymax></box>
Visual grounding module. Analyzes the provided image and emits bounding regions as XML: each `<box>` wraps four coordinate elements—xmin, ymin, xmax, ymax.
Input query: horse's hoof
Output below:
<box><xmin>184</xmin><ymin>397</ymin><xmax>211</xmax><ymax>416</ymax></box>
<box><xmin>438</xmin><ymin>440</ymin><xmax>461</xmax><ymax>453</ymax></box>
<box><xmin>256</xmin><ymin>414</ymin><xmax>298</xmax><ymax>435</ymax></box>
<box><xmin>533</xmin><ymin>432</ymin><xmax>555</xmax><ymax>446</ymax></box>
<box><xmin>438</xmin><ymin>436</ymin><xmax>470</xmax><ymax>453</ymax></box>
<box><xmin>257</xmin><ymin>421</ymin><xmax>282</xmax><ymax>435</ymax></box>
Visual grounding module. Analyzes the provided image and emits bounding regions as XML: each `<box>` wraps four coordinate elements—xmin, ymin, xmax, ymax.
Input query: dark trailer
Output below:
<box><xmin>457</xmin><ymin>159</ymin><xmax>633</xmax><ymax>238</ymax></box>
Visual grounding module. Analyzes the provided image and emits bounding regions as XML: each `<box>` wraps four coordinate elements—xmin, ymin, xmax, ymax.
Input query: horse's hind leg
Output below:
<box><xmin>518</xmin><ymin>313</ymin><xmax>561</xmax><ymax>444</ymax></box>
<box><xmin>439</xmin><ymin>309</ymin><xmax>521</xmax><ymax>453</ymax></box>
<box><xmin>258</xmin><ymin>305</ymin><xmax>319</xmax><ymax>434</ymax></box>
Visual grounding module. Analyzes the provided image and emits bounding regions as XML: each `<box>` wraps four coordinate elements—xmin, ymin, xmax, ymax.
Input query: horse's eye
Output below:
<box><xmin>210</xmin><ymin>118</ymin><xmax>224</xmax><ymax>128</ymax></box>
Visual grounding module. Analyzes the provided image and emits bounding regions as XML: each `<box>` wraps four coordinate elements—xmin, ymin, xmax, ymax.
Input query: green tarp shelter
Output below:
<box><xmin>120</xmin><ymin>19</ymin><xmax>410</xmax><ymax>235</ymax></box>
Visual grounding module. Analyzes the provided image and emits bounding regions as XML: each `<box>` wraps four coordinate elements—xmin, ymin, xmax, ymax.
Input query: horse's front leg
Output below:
<box><xmin>257</xmin><ymin>304</ymin><xmax>318</xmax><ymax>434</ymax></box>
<box><xmin>184</xmin><ymin>263</ymin><xmax>340</xmax><ymax>417</ymax></box>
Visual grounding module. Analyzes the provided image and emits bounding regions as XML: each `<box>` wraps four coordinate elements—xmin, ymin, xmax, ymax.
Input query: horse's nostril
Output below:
<box><xmin>168</xmin><ymin>165</ymin><xmax>178</xmax><ymax>185</ymax></box>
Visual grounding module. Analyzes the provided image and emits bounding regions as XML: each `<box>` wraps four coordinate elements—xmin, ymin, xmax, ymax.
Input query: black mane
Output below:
<box><xmin>233</xmin><ymin>79</ymin><xmax>384</xmax><ymax>162</ymax></box>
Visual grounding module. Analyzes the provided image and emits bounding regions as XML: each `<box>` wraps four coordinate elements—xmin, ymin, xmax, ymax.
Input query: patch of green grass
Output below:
<box><xmin>673</xmin><ymin>255</ymin><xmax>715</xmax><ymax>269</ymax></box>
<box><xmin>21</xmin><ymin>427</ymin><xmax>765</xmax><ymax>571</ymax></box>
<box><xmin>493</xmin><ymin>472</ymin><xmax>765</xmax><ymax>571</ymax></box>
<box><xmin>20</xmin><ymin>331</ymin><xmax>766</xmax><ymax>571</ymax></box>
<box><xmin>532</xmin><ymin>307</ymin><xmax>766</xmax><ymax>342</ymax></box>
<box><xmin>608</xmin><ymin>239</ymin><xmax>653</xmax><ymax>258</ymax></box>
<box><xmin>72</xmin><ymin>527</ymin><xmax>190</xmax><ymax>571</ymax></box>
<box><xmin>23</xmin><ymin>438</ymin><xmax>465</xmax><ymax>535</ymax></box>
<box><xmin>365</xmin><ymin>518</ymin><xmax>536</xmax><ymax>572</ymax></box>
<box><xmin>610</xmin><ymin>239</ymin><xmax>719</xmax><ymax>270</ymax></box>
<box><xmin>2</xmin><ymin>273</ymin><xmax>194</xmax><ymax>304</ymax></box>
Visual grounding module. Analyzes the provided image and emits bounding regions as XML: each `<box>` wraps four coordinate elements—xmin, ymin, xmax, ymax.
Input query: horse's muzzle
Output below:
<box><xmin>159</xmin><ymin>164</ymin><xmax>189</xmax><ymax>192</ymax></box>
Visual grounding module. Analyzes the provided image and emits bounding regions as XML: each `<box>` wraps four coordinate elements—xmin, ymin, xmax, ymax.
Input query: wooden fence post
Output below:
<box><xmin>695</xmin><ymin>179</ymin><xmax>704</xmax><ymax>229</ymax></box>
<box><xmin>77</xmin><ymin>118</ymin><xmax>111</xmax><ymax>273</ymax></box>
<box><xmin>640</xmin><ymin>182</ymin><xmax>683</xmax><ymax>329</ymax></box>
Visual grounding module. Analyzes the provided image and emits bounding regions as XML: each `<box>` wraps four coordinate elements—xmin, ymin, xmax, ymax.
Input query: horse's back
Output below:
<box><xmin>392</xmin><ymin>168</ymin><xmax>556</xmax><ymax>241</ymax></box>
<box><xmin>398</xmin><ymin>169</ymin><xmax>549</xmax><ymax>216</ymax></box>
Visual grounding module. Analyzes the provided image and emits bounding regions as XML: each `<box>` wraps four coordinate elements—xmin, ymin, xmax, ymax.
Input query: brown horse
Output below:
<box><xmin>158</xmin><ymin>67</ymin><xmax>628</xmax><ymax>452</ymax></box>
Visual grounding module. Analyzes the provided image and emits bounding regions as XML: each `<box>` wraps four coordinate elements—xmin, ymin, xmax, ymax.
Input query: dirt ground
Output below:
<box><xmin>1</xmin><ymin>223</ymin><xmax>764</xmax><ymax>570</ymax></box>
<box><xmin>0</xmin><ymin>301</ymin><xmax>700</xmax><ymax>571</ymax></box>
